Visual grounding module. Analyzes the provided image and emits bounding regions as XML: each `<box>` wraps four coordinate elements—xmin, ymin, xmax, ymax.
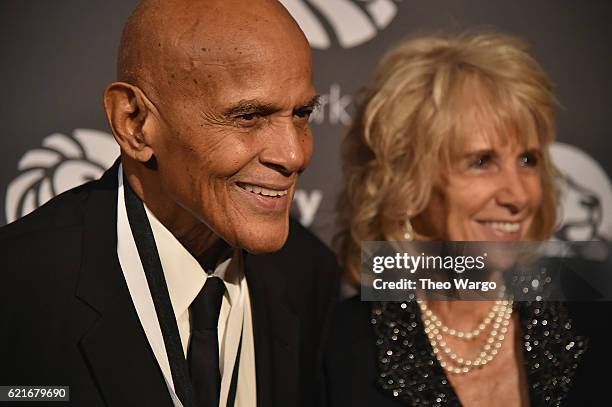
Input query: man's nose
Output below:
<box><xmin>496</xmin><ymin>168</ymin><xmax>530</xmax><ymax>214</ymax></box>
<box><xmin>259</xmin><ymin>120</ymin><xmax>311</xmax><ymax>176</ymax></box>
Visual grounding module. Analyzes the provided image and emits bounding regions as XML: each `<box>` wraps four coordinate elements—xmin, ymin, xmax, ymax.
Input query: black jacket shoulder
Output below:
<box><xmin>0</xmin><ymin>178</ymin><xmax>100</xmax><ymax>243</ymax></box>
<box><xmin>245</xmin><ymin>217</ymin><xmax>341</xmax><ymax>311</ymax></box>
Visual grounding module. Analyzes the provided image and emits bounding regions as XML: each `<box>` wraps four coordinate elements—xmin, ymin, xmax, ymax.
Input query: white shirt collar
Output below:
<box><xmin>143</xmin><ymin>204</ymin><xmax>242</xmax><ymax>321</ymax></box>
<box><xmin>117</xmin><ymin>164</ymin><xmax>255</xmax><ymax>407</ymax></box>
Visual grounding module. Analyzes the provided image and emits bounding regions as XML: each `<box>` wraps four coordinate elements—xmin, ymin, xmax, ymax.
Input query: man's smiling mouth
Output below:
<box><xmin>237</xmin><ymin>182</ymin><xmax>289</xmax><ymax>197</ymax></box>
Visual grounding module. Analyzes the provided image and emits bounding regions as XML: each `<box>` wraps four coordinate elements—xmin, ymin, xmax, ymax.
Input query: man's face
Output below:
<box><xmin>145</xmin><ymin>30</ymin><xmax>316</xmax><ymax>253</ymax></box>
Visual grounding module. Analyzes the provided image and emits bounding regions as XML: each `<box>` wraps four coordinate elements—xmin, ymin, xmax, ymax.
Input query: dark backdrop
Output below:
<box><xmin>1</xmin><ymin>0</ymin><xmax>611</xmax><ymax>245</ymax></box>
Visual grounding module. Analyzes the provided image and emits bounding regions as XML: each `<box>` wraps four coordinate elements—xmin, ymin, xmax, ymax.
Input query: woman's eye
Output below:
<box><xmin>470</xmin><ymin>154</ymin><xmax>492</xmax><ymax>169</ymax></box>
<box><xmin>520</xmin><ymin>152</ymin><xmax>539</xmax><ymax>167</ymax></box>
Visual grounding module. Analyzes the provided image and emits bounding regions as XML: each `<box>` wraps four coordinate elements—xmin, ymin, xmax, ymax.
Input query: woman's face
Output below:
<box><xmin>418</xmin><ymin>129</ymin><xmax>544</xmax><ymax>241</ymax></box>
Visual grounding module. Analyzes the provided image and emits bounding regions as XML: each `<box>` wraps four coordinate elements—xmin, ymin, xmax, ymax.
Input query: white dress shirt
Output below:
<box><xmin>116</xmin><ymin>165</ymin><xmax>256</xmax><ymax>407</ymax></box>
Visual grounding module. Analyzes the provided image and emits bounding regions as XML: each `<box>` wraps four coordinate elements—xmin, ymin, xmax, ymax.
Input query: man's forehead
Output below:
<box><xmin>149</xmin><ymin>10</ymin><xmax>313</xmax><ymax>108</ymax></box>
<box><xmin>203</xmin><ymin>60</ymin><xmax>315</xmax><ymax>111</ymax></box>
<box><xmin>121</xmin><ymin>0</ymin><xmax>308</xmax><ymax>95</ymax></box>
<box><xmin>150</xmin><ymin>0</ymin><xmax>302</xmax><ymax>55</ymax></box>
<box><xmin>188</xmin><ymin>22</ymin><xmax>304</xmax><ymax>61</ymax></box>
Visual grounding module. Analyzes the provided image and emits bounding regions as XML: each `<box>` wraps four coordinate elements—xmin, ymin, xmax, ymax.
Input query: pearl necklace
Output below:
<box><xmin>417</xmin><ymin>299</ymin><xmax>514</xmax><ymax>375</ymax></box>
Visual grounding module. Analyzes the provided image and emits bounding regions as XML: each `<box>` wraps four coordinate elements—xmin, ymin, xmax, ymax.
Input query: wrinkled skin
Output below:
<box><xmin>104</xmin><ymin>0</ymin><xmax>317</xmax><ymax>255</ymax></box>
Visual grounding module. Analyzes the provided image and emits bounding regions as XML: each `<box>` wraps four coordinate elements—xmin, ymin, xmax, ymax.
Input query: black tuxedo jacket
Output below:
<box><xmin>0</xmin><ymin>163</ymin><xmax>339</xmax><ymax>406</ymax></box>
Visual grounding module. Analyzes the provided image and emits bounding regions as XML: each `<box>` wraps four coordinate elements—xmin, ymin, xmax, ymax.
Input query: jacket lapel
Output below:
<box><xmin>75</xmin><ymin>163</ymin><xmax>174</xmax><ymax>406</ymax></box>
<box><xmin>245</xmin><ymin>254</ymin><xmax>300</xmax><ymax>407</ymax></box>
<box><xmin>74</xmin><ymin>163</ymin><xmax>303</xmax><ymax>406</ymax></box>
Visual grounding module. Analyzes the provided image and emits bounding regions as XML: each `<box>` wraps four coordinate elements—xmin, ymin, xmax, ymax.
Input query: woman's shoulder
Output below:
<box><xmin>516</xmin><ymin>300</ymin><xmax>612</xmax><ymax>405</ymax></box>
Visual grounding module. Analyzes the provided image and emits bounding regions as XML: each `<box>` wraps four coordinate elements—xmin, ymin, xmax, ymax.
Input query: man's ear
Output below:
<box><xmin>103</xmin><ymin>82</ymin><xmax>155</xmax><ymax>163</ymax></box>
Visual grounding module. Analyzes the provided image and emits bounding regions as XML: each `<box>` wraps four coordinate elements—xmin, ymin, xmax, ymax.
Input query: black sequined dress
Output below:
<box><xmin>324</xmin><ymin>297</ymin><xmax>611</xmax><ymax>407</ymax></box>
<box><xmin>372</xmin><ymin>300</ymin><xmax>585</xmax><ymax>406</ymax></box>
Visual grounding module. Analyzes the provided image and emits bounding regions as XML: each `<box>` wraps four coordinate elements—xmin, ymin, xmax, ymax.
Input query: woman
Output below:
<box><xmin>325</xmin><ymin>33</ymin><xmax>608</xmax><ymax>406</ymax></box>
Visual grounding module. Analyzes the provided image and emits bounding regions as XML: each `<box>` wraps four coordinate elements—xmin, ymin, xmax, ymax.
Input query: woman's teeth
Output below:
<box><xmin>484</xmin><ymin>221</ymin><xmax>520</xmax><ymax>233</ymax></box>
<box><xmin>242</xmin><ymin>184</ymin><xmax>288</xmax><ymax>197</ymax></box>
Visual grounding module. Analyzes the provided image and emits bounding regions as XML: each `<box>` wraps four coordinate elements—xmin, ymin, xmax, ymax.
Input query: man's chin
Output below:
<box><xmin>238</xmin><ymin>228</ymin><xmax>290</xmax><ymax>254</ymax></box>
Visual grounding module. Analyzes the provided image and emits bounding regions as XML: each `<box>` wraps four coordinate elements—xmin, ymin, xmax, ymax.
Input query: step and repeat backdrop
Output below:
<box><xmin>1</xmin><ymin>0</ymin><xmax>611</xmax><ymax>245</ymax></box>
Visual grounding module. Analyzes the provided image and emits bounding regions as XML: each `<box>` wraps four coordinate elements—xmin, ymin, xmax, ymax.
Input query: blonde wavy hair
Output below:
<box><xmin>335</xmin><ymin>32</ymin><xmax>559</xmax><ymax>286</ymax></box>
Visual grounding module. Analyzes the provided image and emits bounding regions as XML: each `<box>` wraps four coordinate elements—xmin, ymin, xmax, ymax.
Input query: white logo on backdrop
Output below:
<box><xmin>4</xmin><ymin>129</ymin><xmax>119</xmax><ymax>223</ymax></box>
<box><xmin>550</xmin><ymin>142</ymin><xmax>612</xmax><ymax>241</ymax></box>
<box><xmin>7</xmin><ymin>133</ymin><xmax>609</xmax><ymax>237</ymax></box>
<box><xmin>4</xmin><ymin>129</ymin><xmax>324</xmax><ymax>227</ymax></box>
<box><xmin>310</xmin><ymin>83</ymin><xmax>353</xmax><ymax>125</ymax></box>
<box><xmin>280</xmin><ymin>0</ymin><xmax>398</xmax><ymax>49</ymax></box>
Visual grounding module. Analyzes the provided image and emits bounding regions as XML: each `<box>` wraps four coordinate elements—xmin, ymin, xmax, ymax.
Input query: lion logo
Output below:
<box><xmin>280</xmin><ymin>0</ymin><xmax>398</xmax><ymax>49</ymax></box>
<box><xmin>5</xmin><ymin>129</ymin><xmax>119</xmax><ymax>224</ymax></box>
<box><xmin>550</xmin><ymin>142</ymin><xmax>612</xmax><ymax>241</ymax></box>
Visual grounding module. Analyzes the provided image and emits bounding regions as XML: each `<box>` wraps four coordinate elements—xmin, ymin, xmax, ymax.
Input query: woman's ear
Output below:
<box><xmin>103</xmin><ymin>82</ymin><xmax>155</xmax><ymax>162</ymax></box>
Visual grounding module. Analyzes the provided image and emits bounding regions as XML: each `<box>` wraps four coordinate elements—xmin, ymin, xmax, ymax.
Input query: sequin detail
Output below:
<box><xmin>372</xmin><ymin>301</ymin><xmax>587</xmax><ymax>406</ymax></box>
<box><xmin>519</xmin><ymin>302</ymin><xmax>588</xmax><ymax>406</ymax></box>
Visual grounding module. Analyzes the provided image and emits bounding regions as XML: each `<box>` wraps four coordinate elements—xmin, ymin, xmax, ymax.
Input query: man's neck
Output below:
<box><xmin>196</xmin><ymin>239</ymin><xmax>233</xmax><ymax>272</ymax></box>
<box><xmin>123</xmin><ymin>157</ymin><xmax>221</xmax><ymax>258</ymax></box>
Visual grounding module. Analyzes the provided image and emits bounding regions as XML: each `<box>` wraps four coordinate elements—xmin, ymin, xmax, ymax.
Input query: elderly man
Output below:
<box><xmin>0</xmin><ymin>1</ymin><xmax>338</xmax><ymax>406</ymax></box>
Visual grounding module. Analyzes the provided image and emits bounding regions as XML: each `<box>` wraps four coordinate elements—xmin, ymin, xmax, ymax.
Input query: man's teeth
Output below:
<box><xmin>242</xmin><ymin>184</ymin><xmax>288</xmax><ymax>197</ymax></box>
<box><xmin>484</xmin><ymin>222</ymin><xmax>520</xmax><ymax>233</ymax></box>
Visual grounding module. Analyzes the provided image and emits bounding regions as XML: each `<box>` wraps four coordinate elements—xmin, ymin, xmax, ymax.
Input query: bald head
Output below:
<box><xmin>117</xmin><ymin>0</ymin><xmax>309</xmax><ymax>99</ymax></box>
<box><xmin>105</xmin><ymin>0</ymin><xmax>316</xmax><ymax>254</ymax></box>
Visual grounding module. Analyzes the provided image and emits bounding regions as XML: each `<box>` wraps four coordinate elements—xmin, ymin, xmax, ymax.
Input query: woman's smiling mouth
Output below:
<box><xmin>481</xmin><ymin>221</ymin><xmax>520</xmax><ymax>233</ymax></box>
<box><xmin>475</xmin><ymin>220</ymin><xmax>526</xmax><ymax>240</ymax></box>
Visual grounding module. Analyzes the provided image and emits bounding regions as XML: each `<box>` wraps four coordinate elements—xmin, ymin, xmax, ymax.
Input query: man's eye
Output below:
<box><xmin>239</xmin><ymin>113</ymin><xmax>257</xmax><ymax>121</ymax></box>
<box><xmin>294</xmin><ymin>108</ymin><xmax>314</xmax><ymax>120</ymax></box>
<box><xmin>236</xmin><ymin>113</ymin><xmax>259</xmax><ymax>125</ymax></box>
<box><xmin>519</xmin><ymin>152</ymin><xmax>539</xmax><ymax>167</ymax></box>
